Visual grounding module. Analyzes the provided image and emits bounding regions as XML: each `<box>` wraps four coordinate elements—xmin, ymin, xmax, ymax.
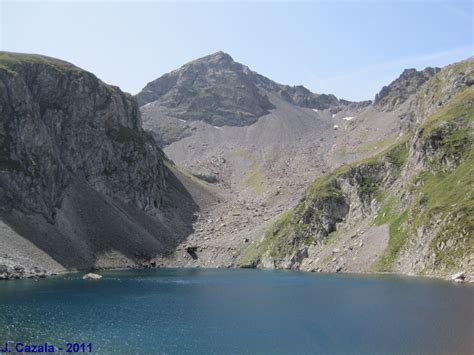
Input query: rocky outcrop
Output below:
<box><xmin>409</xmin><ymin>57</ymin><xmax>474</xmax><ymax>126</ymax></box>
<box><xmin>450</xmin><ymin>272</ymin><xmax>466</xmax><ymax>283</ymax></box>
<box><xmin>255</xmin><ymin>78</ymin><xmax>371</xmax><ymax>112</ymax></box>
<box><xmin>239</xmin><ymin>153</ymin><xmax>404</xmax><ymax>270</ymax></box>
<box><xmin>0</xmin><ymin>52</ymin><xmax>198</xmax><ymax>277</ymax></box>
<box><xmin>375</xmin><ymin>67</ymin><xmax>440</xmax><ymax>111</ymax></box>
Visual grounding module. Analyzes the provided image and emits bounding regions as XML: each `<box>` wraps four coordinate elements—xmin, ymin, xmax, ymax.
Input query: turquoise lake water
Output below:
<box><xmin>0</xmin><ymin>269</ymin><xmax>473</xmax><ymax>354</ymax></box>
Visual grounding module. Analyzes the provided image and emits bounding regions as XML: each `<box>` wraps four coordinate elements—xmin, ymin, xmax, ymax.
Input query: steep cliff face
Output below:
<box><xmin>0</xmin><ymin>52</ymin><xmax>198</xmax><ymax>279</ymax></box>
<box><xmin>239</xmin><ymin>58</ymin><xmax>473</xmax><ymax>277</ymax></box>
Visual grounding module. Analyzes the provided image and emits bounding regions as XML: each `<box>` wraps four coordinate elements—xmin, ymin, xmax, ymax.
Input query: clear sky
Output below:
<box><xmin>1</xmin><ymin>0</ymin><xmax>472</xmax><ymax>101</ymax></box>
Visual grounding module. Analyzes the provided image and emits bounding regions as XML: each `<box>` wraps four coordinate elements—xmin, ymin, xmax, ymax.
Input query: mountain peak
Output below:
<box><xmin>135</xmin><ymin>52</ymin><xmax>364</xmax><ymax>132</ymax></box>
<box><xmin>186</xmin><ymin>51</ymin><xmax>236</xmax><ymax>68</ymax></box>
<box><xmin>135</xmin><ymin>51</ymin><xmax>274</xmax><ymax>126</ymax></box>
<box><xmin>374</xmin><ymin>66</ymin><xmax>440</xmax><ymax>110</ymax></box>
<box><xmin>206</xmin><ymin>51</ymin><xmax>234</xmax><ymax>62</ymax></box>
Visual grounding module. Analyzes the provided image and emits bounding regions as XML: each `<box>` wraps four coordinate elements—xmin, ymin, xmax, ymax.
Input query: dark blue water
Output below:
<box><xmin>0</xmin><ymin>269</ymin><xmax>473</xmax><ymax>354</ymax></box>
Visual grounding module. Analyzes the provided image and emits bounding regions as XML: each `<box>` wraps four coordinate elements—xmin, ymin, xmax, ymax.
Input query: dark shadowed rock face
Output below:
<box><xmin>374</xmin><ymin>67</ymin><xmax>440</xmax><ymax>110</ymax></box>
<box><xmin>0</xmin><ymin>52</ymin><xmax>197</xmax><ymax>274</ymax></box>
<box><xmin>136</xmin><ymin>51</ymin><xmax>366</xmax><ymax>128</ymax></box>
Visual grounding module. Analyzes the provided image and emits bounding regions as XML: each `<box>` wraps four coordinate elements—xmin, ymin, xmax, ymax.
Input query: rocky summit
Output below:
<box><xmin>136</xmin><ymin>52</ymin><xmax>369</xmax><ymax>145</ymax></box>
<box><xmin>374</xmin><ymin>67</ymin><xmax>440</xmax><ymax>110</ymax></box>
<box><xmin>0</xmin><ymin>50</ymin><xmax>472</xmax><ymax>281</ymax></box>
<box><xmin>136</xmin><ymin>52</ymin><xmax>275</xmax><ymax>128</ymax></box>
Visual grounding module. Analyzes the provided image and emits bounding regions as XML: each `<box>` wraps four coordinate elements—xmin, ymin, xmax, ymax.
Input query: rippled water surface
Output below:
<box><xmin>0</xmin><ymin>269</ymin><xmax>473</xmax><ymax>354</ymax></box>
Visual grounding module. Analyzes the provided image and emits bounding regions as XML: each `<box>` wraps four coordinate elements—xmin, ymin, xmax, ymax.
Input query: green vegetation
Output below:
<box><xmin>244</xmin><ymin>160</ymin><xmax>266</xmax><ymax>194</ymax></box>
<box><xmin>449</xmin><ymin>57</ymin><xmax>473</xmax><ymax>74</ymax></box>
<box><xmin>417</xmin><ymin>147</ymin><xmax>473</xmax><ymax>268</ymax></box>
<box><xmin>374</xmin><ymin>210</ymin><xmax>409</xmax><ymax>271</ymax></box>
<box><xmin>238</xmin><ymin>210</ymin><xmax>294</xmax><ymax>267</ymax></box>
<box><xmin>430</xmin><ymin>76</ymin><xmax>444</xmax><ymax>103</ymax></box>
<box><xmin>0</xmin><ymin>52</ymin><xmax>79</xmax><ymax>75</ymax></box>
<box><xmin>354</xmin><ymin>136</ymin><xmax>398</xmax><ymax>154</ymax></box>
<box><xmin>358</xmin><ymin>167</ymin><xmax>382</xmax><ymax>197</ymax></box>
<box><xmin>422</xmin><ymin>87</ymin><xmax>474</xmax><ymax>136</ymax></box>
<box><xmin>373</xmin><ymin>88</ymin><xmax>473</xmax><ymax>271</ymax></box>
<box><xmin>240</xmin><ymin>136</ymin><xmax>411</xmax><ymax>267</ymax></box>
<box><xmin>233</xmin><ymin>148</ymin><xmax>251</xmax><ymax>158</ymax></box>
<box><xmin>417</xmin><ymin>152</ymin><xmax>473</xmax><ymax>223</ymax></box>
<box><xmin>374</xmin><ymin>196</ymin><xmax>400</xmax><ymax>226</ymax></box>
<box><xmin>303</xmin><ymin>165</ymin><xmax>351</xmax><ymax>204</ymax></box>
<box><xmin>265</xmin><ymin>209</ymin><xmax>304</xmax><ymax>259</ymax></box>
<box><xmin>372</xmin><ymin>195</ymin><xmax>411</xmax><ymax>272</ymax></box>
<box><xmin>385</xmin><ymin>142</ymin><xmax>409</xmax><ymax>169</ymax></box>
<box><xmin>164</xmin><ymin>161</ymin><xmax>211</xmax><ymax>187</ymax></box>
<box><xmin>415</xmin><ymin>88</ymin><xmax>473</xmax><ymax>230</ymax></box>
<box><xmin>239</xmin><ymin>65</ymin><xmax>472</xmax><ymax>273</ymax></box>
<box><xmin>233</xmin><ymin>148</ymin><xmax>267</xmax><ymax>194</ymax></box>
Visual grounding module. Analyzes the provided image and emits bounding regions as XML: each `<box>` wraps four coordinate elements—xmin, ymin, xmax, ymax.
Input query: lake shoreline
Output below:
<box><xmin>3</xmin><ymin>264</ymin><xmax>473</xmax><ymax>286</ymax></box>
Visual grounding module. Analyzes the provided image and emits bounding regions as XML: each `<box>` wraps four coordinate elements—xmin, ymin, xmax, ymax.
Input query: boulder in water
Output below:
<box><xmin>83</xmin><ymin>273</ymin><xmax>102</xmax><ymax>280</ymax></box>
<box><xmin>450</xmin><ymin>272</ymin><xmax>465</xmax><ymax>283</ymax></box>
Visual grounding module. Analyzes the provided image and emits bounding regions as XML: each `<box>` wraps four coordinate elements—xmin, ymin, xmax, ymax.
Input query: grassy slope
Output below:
<box><xmin>238</xmin><ymin>142</ymin><xmax>409</xmax><ymax>267</ymax></box>
<box><xmin>0</xmin><ymin>52</ymin><xmax>80</xmax><ymax>75</ymax></box>
<box><xmin>412</xmin><ymin>87</ymin><xmax>474</xmax><ymax>271</ymax></box>
<box><xmin>244</xmin><ymin>161</ymin><xmax>266</xmax><ymax>195</ymax></box>
<box><xmin>239</xmin><ymin>82</ymin><xmax>473</xmax><ymax>273</ymax></box>
<box><xmin>233</xmin><ymin>148</ymin><xmax>267</xmax><ymax>194</ymax></box>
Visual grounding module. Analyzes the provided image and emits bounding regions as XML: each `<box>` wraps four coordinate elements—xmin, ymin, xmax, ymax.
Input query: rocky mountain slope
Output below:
<box><xmin>139</xmin><ymin>53</ymin><xmax>472</xmax><ymax>279</ymax></box>
<box><xmin>136</xmin><ymin>53</ymin><xmax>419</xmax><ymax>268</ymax></box>
<box><xmin>239</xmin><ymin>58</ymin><xmax>473</xmax><ymax>277</ymax></box>
<box><xmin>137</xmin><ymin>52</ymin><xmax>370</xmax><ymax>145</ymax></box>
<box><xmin>0</xmin><ymin>52</ymin><xmax>212</xmax><ymax>279</ymax></box>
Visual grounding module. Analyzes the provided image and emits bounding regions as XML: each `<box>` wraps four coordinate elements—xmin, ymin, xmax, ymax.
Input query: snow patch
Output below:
<box><xmin>332</xmin><ymin>114</ymin><xmax>336</xmax><ymax>118</ymax></box>
<box><xmin>312</xmin><ymin>109</ymin><xmax>319</xmax><ymax>112</ymax></box>
<box><xmin>333</xmin><ymin>125</ymin><xmax>339</xmax><ymax>129</ymax></box>
<box><xmin>343</xmin><ymin>116</ymin><xmax>355</xmax><ymax>121</ymax></box>
<box><xmin>213</xmin><ymin>126</ymin><xmax>221</xmax><ymax>130</ymax></box>
<box><xmin>143</xmin><ymin>102</ymin><xmax>152</xmax><ymax>108</ymax></box>
<box><xmin>179</xmin><ymin>119</ymin><xmax>186</xmax><ymax>123</ymax></box>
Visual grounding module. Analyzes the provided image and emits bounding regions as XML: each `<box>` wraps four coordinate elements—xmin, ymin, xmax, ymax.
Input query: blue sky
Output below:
<box><xmin>1</xmin><ymin>0</ymin><xmax>472</xmax><ymax>101</ymax></box>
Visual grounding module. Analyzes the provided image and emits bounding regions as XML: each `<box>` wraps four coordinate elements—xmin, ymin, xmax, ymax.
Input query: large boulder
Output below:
<box><xmin>83</xmin><ymin>273</ymin><xmax>102</xmax><ymax>280</ymax></box>
<box><xmin>450</xmin><ymin>272</ymin><xmax>465</xmax><ymax>283</ymax></box>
